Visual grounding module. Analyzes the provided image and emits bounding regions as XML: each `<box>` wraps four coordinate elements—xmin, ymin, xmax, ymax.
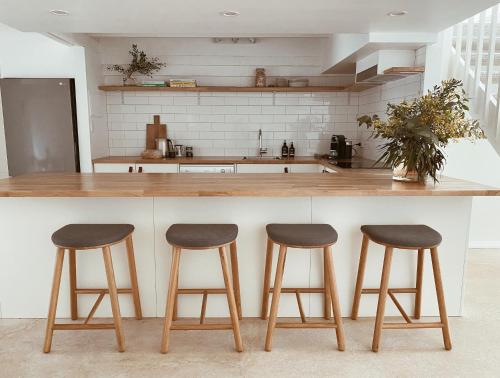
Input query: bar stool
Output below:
<box><xmin>351</xmin><ymin>225</ymin><xmax>451</xmax><ymax>352</ymax></box>
<box><xmin>44</xmin><ymin>224</ymin><xmax>142</xmax><ymax>353</ymax></box>
<box><xmin>160</xmin><ymin>224</ymin><xmax>243</xmax><ymax>353</ymax></box>
<box><xmin>261</xmin><ymin>224</ymin><xmax>345</xmax><ymax>352</ymax></box>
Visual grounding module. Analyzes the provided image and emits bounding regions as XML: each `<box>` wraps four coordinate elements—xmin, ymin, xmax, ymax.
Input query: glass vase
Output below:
<box><xmin>392</xmin><ymin>164</ymin><xmax>420</xmax><ymax>182</ymax></box>
<box><xmin>123</xmin><ymin>76</ymin><xmax>137</xmax><ymax>86</ymax></box>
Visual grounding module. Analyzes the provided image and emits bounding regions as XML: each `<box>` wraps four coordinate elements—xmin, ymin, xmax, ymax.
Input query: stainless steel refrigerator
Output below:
<box><xmin>0</xmin><ymin>78</ymin><xmax>80</xmax><ymax>176</ymax></box>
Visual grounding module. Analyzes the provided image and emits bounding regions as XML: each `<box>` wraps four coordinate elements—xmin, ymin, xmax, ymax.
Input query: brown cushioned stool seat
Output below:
<box><xmin>51</xmin><ymin>224</ymin><xmax>135</xmax><ymax>248</ymax></box>
<box><xmin>166</xmin><ymin>224</ymin><xmax>238</xmax><ymax>248</ymax></box>
<box><xmin>360</xmin><ymin>224</ymin><xmax>442</xmax><ymax>249</ymax></box>
<box><xmin>266</xmin><ymin>224</ymin><xmax>338</xmax><ymax>247</ymax></box>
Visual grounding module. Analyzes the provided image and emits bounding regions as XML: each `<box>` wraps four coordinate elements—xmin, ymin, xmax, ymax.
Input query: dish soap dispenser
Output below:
<box><xmin>289</xmin><ymin>142</ymin><xmax>295</xmax><ymax>158</ymax></box>
<box><xmin>281</xmin><ymin>140</ymin><xmax>289</xmax><ymax>158</ymax></box>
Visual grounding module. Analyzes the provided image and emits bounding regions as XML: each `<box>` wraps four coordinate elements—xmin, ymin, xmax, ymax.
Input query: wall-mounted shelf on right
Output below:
<box><xmin>344</xmin><ymin>66</ymin><xmax>424</xmax><ymax>92</ymax></box>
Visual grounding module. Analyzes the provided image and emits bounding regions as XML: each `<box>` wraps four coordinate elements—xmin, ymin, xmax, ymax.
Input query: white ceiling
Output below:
<box><xmin>0</xmin><ymin>0</ymin><xmax>497</xmax><ymax>36</ymax></box>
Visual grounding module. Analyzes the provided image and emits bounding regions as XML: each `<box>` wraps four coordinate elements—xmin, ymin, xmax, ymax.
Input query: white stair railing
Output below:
<box><xmin>450</xmin><ymin>4</ymin><xmax>500</xmax><ymax>155</ymax></box>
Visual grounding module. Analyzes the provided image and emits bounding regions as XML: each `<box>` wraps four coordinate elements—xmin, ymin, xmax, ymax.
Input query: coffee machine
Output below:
<box><xmin>330</xmin><ymin>135</ymin><xmax>347</xmax><ymax>160</ymax></box>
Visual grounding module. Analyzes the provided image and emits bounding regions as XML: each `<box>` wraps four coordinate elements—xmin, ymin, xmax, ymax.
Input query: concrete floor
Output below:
<box><xmin>1</xmin><ymin>249</ymin><xmax>500</xmax><ymax>377</ymax></box>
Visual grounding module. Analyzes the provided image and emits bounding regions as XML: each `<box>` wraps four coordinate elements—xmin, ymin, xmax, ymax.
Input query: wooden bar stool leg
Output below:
<box><xmin>324</xmin><ymin>246</ymin><xmax>345</xmax><ymax>351</ymax></box>
<box><xmin>172</xmin><ymin>275</ymin><xmax>179</xmax><ymax>321</ymax></box>
<box><xmin>372</xmin><ymin>246</ymin><xmax>393</xmax><ymax>353</ymax></box>
<box><xmin>324</xmin><ymin>249</ymin><xmax>332</xmax><ymax>320</ymax></box>
<box><xmin>430</xmin><ymin>247</ymin><xmax>452</xmax><ymax>350</ymax></box>
<box><xmin>102</xmin><ymin>246</ymin><xmax>125</xmax><ymax>352</ymax></box>
<box><xmin>229</xmin><ymin>241</ymin><xmax>243</xmax><ymax>320</ymax></box>
<box><xmin>414</xmin><ymin>248</ymin><xmax>425</xmax><ymax>319</ymax></box>
<box><xmin>125</xmin><ymin>235</ymin><xmax>143</xmax><ymax>320</ymax></box>
<box><xmin>351</xmin><ymin>234</ymin><xmax>369</xmax><ymax>320</ymax></box>
<box><xmin>160</xmin><ymin>247</ymin><xmax>181</xmax><ymax>354</ymax></box>
<box><xmin>265</xmin><ymin>245</ymin><xmax>287</xmax><ymax>352</ymax></box>
<box><xmin>69</xmin><ymin>249</ymin><xmax>78</xmax><ymax>321</ymax></box>
<box><xmin>261</xmin><ymin>239</ymin><xmax>274</xmax><ymax>320</ymax></box>
<box><xmin>43</xmin><ymin>248</ymin><xmax>65</xmax><ymax>353</ymax></box>
<box><xmin>219</xmin><ymin>246</ymin><xmax>243</xmax><ymax>352</ymax></box>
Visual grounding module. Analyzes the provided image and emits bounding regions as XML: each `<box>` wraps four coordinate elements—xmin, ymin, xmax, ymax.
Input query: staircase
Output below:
<box><xmin>450</xmin><ymin>3</ymin><xmax>500</xmax><ymax>154</ymax></box>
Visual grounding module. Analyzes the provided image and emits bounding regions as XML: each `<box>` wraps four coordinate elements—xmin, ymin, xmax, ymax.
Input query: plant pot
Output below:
<box><xmin>392</xmin><ymin>164</ymin><xmax>420</xmax><ymax>182</ymax></box>
<box><xmin>123</xmin><ymin>76</ymin><xmax>138</xmax><ymax>86</ymax></box>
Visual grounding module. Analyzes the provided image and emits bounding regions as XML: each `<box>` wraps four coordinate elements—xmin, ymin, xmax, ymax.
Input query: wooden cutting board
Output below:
<box><xmin>146</xmin><ymin>115</ymin><xmax>167</xmax><ymax>149</ymax></box>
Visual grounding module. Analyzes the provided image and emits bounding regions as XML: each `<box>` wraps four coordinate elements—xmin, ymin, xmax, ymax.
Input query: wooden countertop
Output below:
<box><xmin>0</xmin><ymin>172</ymin><xmax>497</xmax><ymax>197</ymax></box>
<box><xmin>93</xmin><ymin>155</ymin><xmax>324</xmax><ymax>165</ymax></box>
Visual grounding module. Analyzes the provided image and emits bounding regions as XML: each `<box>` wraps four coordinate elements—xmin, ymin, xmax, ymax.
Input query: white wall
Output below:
<box><xmin>357</xmin><ymin>74</ymin><xmax>424</xmax><ymax>160</ymax></box>
<box><xmin>443</xmin><ymin>140</ymin><xmax>500</xmax><ymax>247</ymax></box>
<box><xmin>62</xmin><ymin>33</ymin><xmax>109</xmax><ymax>158</ymax></box>
<box><xmin>100</xmin><ymin>37</ymin><xmax>353</xmax><ymax>87</ymax></box>
<box><xmin>0</xmin><ymin>25</ymin><xmax>94</xmax><ymax>172</ymax></box>
<box><xmin>0</xmin><ymin>89</ymin><xmax>8</xmax><ymax>178</ymax></box>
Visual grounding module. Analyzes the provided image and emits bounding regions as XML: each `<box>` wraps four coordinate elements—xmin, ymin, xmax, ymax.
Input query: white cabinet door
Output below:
<box><xmin>236</xmin><ymin>164</ymin><xmax>290</xmax><ymax>173</ymax></box>
<box><xmin>94</xmin><ymin>163</ymin><xmax>135</xmax><ymax>173</ymax></box>
<box><xmin>289</xmin><ymin>164</ymin><xmax>324</xmax><ymax>173</ymax></box>
<box><xmin>136</xmin><ymin>164</ymin><xmax>178</xmax><ymax>173</ymax></box>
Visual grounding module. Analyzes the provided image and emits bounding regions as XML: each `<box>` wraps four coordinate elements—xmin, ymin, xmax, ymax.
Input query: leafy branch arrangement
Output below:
<box><xmin>358</xmin><ymin>79</ymin><xmax>484</xmax><ymax>182</ymax></box>
<box><xmin>107</xmin><ymin>44</ymin><xmax>166</xmax><ymax>83</ymax></box>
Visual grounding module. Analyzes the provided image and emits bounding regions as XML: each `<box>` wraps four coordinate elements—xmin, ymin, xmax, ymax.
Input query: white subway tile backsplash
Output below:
<box><xmin>225</xmin><ymin>114</ymin><xmax>249</xmax><ymax>123</ymax></box>
<box><xmin>248</xmin><ymin>97</ymin><xmax>274</xmax><ymax>105</ymax></box>
<box><xmin>224</xmin><ymin>97</ymin><xmax>249</xmax><ymax>105</ymax></box>
<box><xmin>107</xmin><ymin>104</ymin><xmax>135</xmax><ymax>113</ymax></box>
<box><xmin>173</xmin><ymin>97</ymin><xmax>199</xmax><ymax>105</ymax></box>
<box><xmin>135</xmin><ymin>105</ymin><xmax>162</xmax><ymax>113</ymax></box>
<box><xmin>124</xmin><ymin>96</ymin><xmax>149</xmax><ymax>105</ymax></box>
<box><xmin>106</xmin><ymin>91</ymin><xmax>363</xmax><ymax>156</ymax></box>
<box><xmin>148</xmin><ymin>97</ymin><xmax>174</xmax><ymax>105</ymax></box>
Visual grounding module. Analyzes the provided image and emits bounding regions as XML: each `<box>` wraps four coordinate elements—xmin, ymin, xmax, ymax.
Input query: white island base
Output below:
<box><xmin>0</xmin><ymin>196</ymin><xmax>472</xmax><ymax>319</ymax></box>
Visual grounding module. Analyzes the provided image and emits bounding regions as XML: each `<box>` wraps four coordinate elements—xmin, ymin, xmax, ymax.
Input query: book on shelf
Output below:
<box><xmin>141</xmin><ymin>80</ymin><xmax>166</xmax><ymax>87</ymax></box>
<box><xmin>169</xmin><ymin>79</ymin><xmax>197</xmax><ymax>88</ymax></box>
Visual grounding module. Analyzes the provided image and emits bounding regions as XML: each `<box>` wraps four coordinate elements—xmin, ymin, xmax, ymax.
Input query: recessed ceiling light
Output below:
<box><xmin>387</xmin><ymin>10</ymin><xmax>408</xmax><ymax>16</ymax></box>
<box><xmin>49</xmin><ymin>9</ymin><xmax>70</xmax><ymax>16</ymax></box>
<box><xmin>220</xmin><ymin>10</ymin><xmax>240</xmax><ymax>17</ymax></box>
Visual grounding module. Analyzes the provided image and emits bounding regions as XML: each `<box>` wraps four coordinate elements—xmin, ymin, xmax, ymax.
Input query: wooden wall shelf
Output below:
<box><xmin>383</xmin><ymin>66</ymin><xmax>425</xmax><ymax>75</ymax></box>
<box><xmin>98</xmin><ymin>85</ymin><xmax>346</xmax><ymax>93</ymax></box>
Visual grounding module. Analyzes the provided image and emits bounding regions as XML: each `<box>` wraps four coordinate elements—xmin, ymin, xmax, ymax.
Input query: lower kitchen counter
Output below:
<box><xmin>0</xmin><ymin>171</ymin><xmax>498</xmax><ymax>197</ymax></box>
<box><xmin>0</xmin><ymin>171</ymin><xmax>497</xmax><ymax>320</ymax></box>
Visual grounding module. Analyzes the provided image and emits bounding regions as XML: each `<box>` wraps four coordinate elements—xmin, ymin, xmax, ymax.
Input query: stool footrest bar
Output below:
<box><xmin>269</xmin><ymin>288</ymin><xmax>326</xmax><ymax>294</ymax></box>
<box><xmin>75</xmin><ymin>288</ymin><xmax>133</xmax><ymax>294</ymax></box>
<box><xmin>171</xmin><ymin>323</ymin><xmax>233</xmax><ymax>330</ymax></box>
<box><xmin>382</xmin><ymin>322</ymin><xmax>444</xmax><ymax>329</ymax></box>
<box><xmin>177</xmin><ymin>288</ymin><xmax>226</xmax><ymax>294</ymax></box>
<box><xmin>275</xmin><ymin>322</ymin><xmax>338</xmax><ymax>329</ymax></box>
<box><xmin>362</xmin><ymin>288</ymin><xmax>417</xmax><ymax>294</ymax></box>
<box><xmin>53</xmin><ymin>323</ymin><xmax>115</xmax><ymax>330</ymax></box>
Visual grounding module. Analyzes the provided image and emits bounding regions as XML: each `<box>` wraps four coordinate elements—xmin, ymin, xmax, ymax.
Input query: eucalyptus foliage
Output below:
<box><xmin>358</xmin><ymin>79</ymin><xmax>483</xmax><ymax>182</ymax></box>
<box><xmin>107</xmin><ymin>44</ymin><xmax>166</xmax><ymax>81</ymax></box>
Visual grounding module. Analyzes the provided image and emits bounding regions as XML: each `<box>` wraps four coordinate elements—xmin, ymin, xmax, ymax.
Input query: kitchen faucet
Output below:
<box><xmin>258</xmin><ymin>129</ymin><xmax>267</xmax><ymax>157</ymax></box>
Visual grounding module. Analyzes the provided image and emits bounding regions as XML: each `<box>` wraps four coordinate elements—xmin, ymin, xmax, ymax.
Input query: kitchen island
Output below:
<box><xmin>0</xmin><ymin>171</ymin><xmax>498</xmax><ymax>321</ymax></box>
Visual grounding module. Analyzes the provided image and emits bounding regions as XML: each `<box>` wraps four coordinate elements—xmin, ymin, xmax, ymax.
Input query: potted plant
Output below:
<box><xmin>358</xmin><ymin>79</ymin><xmax>484</xmax><ymax>183</ymax></box>
<box><xmin>107</xmin><ymin>44</ymin><xmax>166</xmax><ymax>86</ymax></box>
